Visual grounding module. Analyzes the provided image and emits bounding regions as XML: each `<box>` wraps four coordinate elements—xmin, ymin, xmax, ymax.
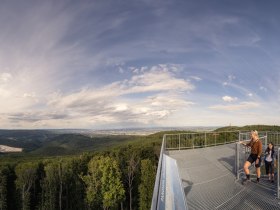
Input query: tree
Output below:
<box><xmin>40</xmin><ymin>162</ymin><xmax>59</xmax><ymax>210</ymax></box>
<box><xmin>138</xmin><ymin>159</ymin><xmax>156</xmax><ymax>210</ymax></box>
<box><xmin>0</xmin><ymin>164</ymin><xmax>17</xmax><ymax>210</ymax></box>
<box><xmin>15</xmin><ymin>162</ymin><xmax>41</xmax><ymax>210</ymax></box>
<box><xmin>0</xmin><ymin>165</ymin><xmax>10</xmax><ymax>210</ymax></box>
<box><xmin>60</xmin><ymin>159</ymin><xmax>85</xmax><ymax>210</ymax></box>
<box><xmin>83</xmin><ymin>155</ymin><xmax>125</xmax><ymax>210</ymax></box>
<box><xmin>127</xmin><ymin>154</ymin><xmax>139</xmax><ymax>210</ymax></box>
<box><xmin>40</xmin><ymin>159</ymin><xmax>85</xmax><ymax>210</ymax></box>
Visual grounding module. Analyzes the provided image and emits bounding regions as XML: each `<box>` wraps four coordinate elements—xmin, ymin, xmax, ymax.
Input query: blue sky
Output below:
<box><xmin>0</xmin><ymin>0</ymin><xmax>279</xmax><ymax>129</ymax></box>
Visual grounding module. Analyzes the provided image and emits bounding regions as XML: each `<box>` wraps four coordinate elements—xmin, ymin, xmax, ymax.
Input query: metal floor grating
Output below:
<box><xmin>168</xmin><ymin>144</ymin><xmax>280</xmax><ymax>210</ymax></box>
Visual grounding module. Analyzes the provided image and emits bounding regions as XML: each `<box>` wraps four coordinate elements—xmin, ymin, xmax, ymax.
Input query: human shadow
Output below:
<box><xmin>218</xmin><ymin>155</ymin><xmax>236</xmax><ymax>175</ymax></box>
<box><xmin>181</xmin><ymin>179</ymin><xmax>193</xmax><ymax>197</ymax></box>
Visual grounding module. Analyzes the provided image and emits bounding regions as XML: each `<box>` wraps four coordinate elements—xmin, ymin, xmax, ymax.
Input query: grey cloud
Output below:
<box><xmin>7</xmin><ymin>112</ymin><xmax>69</xmax><ymax>123</ymax></box>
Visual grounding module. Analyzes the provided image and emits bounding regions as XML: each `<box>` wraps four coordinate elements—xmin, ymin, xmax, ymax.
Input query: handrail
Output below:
<box><xmin>151</xmin><ymin>135</ymin><xmax>188</xmax><ymax>210</ymax></box>
<box><xmin>151</xmin><ymin>135</ymin><xmax>166</xmax><ymax>209</ymax></box>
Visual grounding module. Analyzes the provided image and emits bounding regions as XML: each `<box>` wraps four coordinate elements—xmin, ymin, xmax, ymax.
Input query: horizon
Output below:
<box><xmin>1</xmin><ymin>0</ymin><xmax>280</xmax><ymax>129</ymax></box>
<box><xmin>1</xmin><ymin>124</ymin><xmax>279</xmax><ymax>132</ymax></box>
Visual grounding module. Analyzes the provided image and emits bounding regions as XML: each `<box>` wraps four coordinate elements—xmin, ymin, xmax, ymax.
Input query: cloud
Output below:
<box><xmin>223</xmin><ymin>75</ymin><xmax>236</xmax><ymax>86</ymax></box>
<box><xmin>209</xmin><ymin>101</ymin><xmax>259</xmax><ymax>111</ymax></box>
<box><xmin>190</xmin><ymin>76</ymin><xmax>202</xmax><ymax>81</ymax></box>
<box><xmin>1</xmin><ymin>64</ymin><xmax>195</xmax><ymax>128</ymax></box>
<box><xmin>259</xmin><ymin>86</ymin><xmax>267</xmax><ymax>91</ymax></box>
<box><xmin>0</xmin><ymin>0</ymin><xmax>279</xmax><ymax>128</ymax></box>
<box><xmin>228</xmin><ymin>75</ymin><xmax>236</xmax><ymax>81</ymax></box>
<box><xmin>222</xmin><ymin>95</ymin><xmax>238</xmax><ymax>102</ymax></box>
<box><xmin>124</xmin><ymin>65</ymin><xmax>193</xmax><ymax>94</ymax></box>
<box><xmin>23</xmin><ymin>92</ymin><xmax>36</xmax><ymax>98</ymax></box>
<box><xmin>0</xmin><ymin>73</ymin><xmax>12</xmax><ymax>82</ymax></box>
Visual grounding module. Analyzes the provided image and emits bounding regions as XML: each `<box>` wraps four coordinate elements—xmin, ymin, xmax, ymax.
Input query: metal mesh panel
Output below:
<box><xmin>267</xmin><ymin>132</ymin><xmax>280</xmax><ymax>146</ymax></box>
<box><xmin>165</xmin><ymin>131</ymin><xmax>239</xmax><ymax>150</ymax></box>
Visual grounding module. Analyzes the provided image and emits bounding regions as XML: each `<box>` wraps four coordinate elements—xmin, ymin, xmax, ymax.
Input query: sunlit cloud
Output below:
<box><xmin>1</xmin><ymin>64</ymin><xmax>195</xmax><ymax>128</ymax></box>
<box><xmin>222</xmin><ymin>96</ymin><xmax>238</xmax><ymax>102</ymax></box>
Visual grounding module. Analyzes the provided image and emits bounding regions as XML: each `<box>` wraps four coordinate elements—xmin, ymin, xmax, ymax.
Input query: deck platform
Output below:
<box><xmin>168</xmin><ymin>144</ymin><xmax>280</xmax><ymax>210</ymax></box>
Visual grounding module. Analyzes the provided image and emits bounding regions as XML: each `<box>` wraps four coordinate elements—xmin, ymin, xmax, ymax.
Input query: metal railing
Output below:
<box><xmin>151</xmin><ymin>135</ymin><xmax>166</xmax><ymax>210</ymax></box>
<box><xmin>236</xmin><ymin>132</ymin><xmax>280</xmax><ymax>199</ymax></box>
<box><xmin>152</xmin><ymin>131</ymin><xmax>280</xmax><ymax>209</ymax></box>
<box><xmin>278</xmin><ymin>147</ymin><xmax>280</xmax><ymax>199</ymax></box>
<box><xmin>165</xmin><ymin>131</ymin><xmax>239</xmax><ymax>150</ymax></box>
<box><xmin>151</xmin><ymin>135</ymin><xmax>187</xmax><ymax>210</ymax></box>
<box><xmin>236</xmin><ymin>135</ymin><xmax>267</xmax><ymax>180</ymax></box>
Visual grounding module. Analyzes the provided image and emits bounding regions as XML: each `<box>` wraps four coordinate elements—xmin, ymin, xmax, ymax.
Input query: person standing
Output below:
<box><xmin>241</xmin><ymin>130</ymin><xmax>262</xmax><ymax>184</ymax></box>
<box><xmin>264</xmin><ymin>142</ymin><xmax>275</xmax><ymax>183</ymax></box>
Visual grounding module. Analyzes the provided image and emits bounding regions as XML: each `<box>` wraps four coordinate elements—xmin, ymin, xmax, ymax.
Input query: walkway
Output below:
<box><xmin>168</xmin><ymin>144</ymin><xmax>280</xmax><ymax>210</ymax></box>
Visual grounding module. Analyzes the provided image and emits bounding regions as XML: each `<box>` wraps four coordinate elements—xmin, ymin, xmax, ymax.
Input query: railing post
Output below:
<box><xmin>179</xmin><ymin>134</ymin><xmax>181</xmax><ymax>150</ymax></box>
<box><xmin>236</xmin><ymin>131</ymin><xmax>241</xmax><ymax>180</ymax></box>
<box><xmin>236</xmin><ymin>142</ymin><xmax>239</xmax><ymax>180</ymax></box>
<box><xmin>277</xmin><ymin>148</ymin><xmax>280</xmax><ymax>199</ymax></box>
<box><xmin>215</xmin><ymin>134</ymin><xmax>216</xmax><ymax>146</ymax></box>
<box><xmin>265</xmin><ymin>132</ymin><xmax>268</xmax><ymax>147</ymax></box>
<box><xmin>204</xmin><ymin>133</ymin><xmax>207</xmax><ymax>147</ymax></box>
<box><xmin>165</xmin><ymin>134</ymin><xmax>167</xmax><ymax>150</ymax></box>
<box><xmin>192</xmin><ymin>138</ymin><xmax>194</xmax><ymax>149</ymax></box>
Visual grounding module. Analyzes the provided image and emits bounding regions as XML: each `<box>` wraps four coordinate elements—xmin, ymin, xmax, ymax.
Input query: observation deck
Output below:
<box><xmin>151</xmin><ymin>131</ymin><xmax>280</xmax><ymax>210</ymax></box>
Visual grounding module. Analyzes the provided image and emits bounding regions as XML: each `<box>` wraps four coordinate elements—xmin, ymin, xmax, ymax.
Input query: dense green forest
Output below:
<box><xmin>0</xmin><ymin>131</ymin><xmax>163</xmax><ymax>210</ymax></box>
<box><xmin>1</xmin><ymin>125</ymin><xmax>280</xmax><ymax>210</ymax></box>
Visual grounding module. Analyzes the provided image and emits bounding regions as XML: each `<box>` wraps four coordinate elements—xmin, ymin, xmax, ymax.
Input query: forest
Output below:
<box><xmin>0</xmin><ymin>131</ymin><xmax>163</xmax><ymax>210</ymax></box>
<box><xmin>1</xmin><ymin>125</ymin><xmax>280</xmax><ymax>210</ymax></box>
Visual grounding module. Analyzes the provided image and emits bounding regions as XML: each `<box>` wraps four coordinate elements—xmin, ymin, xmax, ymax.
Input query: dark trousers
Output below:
<box><xmin>265</xmin><ymin>160</ymin><xmax>274</xmax><ymax>175</ymax></box>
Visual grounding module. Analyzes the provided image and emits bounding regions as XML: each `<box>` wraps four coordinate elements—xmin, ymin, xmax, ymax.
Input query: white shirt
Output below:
<box><xmin>266</xmin><ymin>150</ymin><xmax>273</xmax><ymax>162</ymax></box>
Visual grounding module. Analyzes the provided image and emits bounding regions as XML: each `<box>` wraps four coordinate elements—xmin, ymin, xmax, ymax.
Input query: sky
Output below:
<box><xmin>0</xmin><ymin>0</ymin><xmax>280</xmax><ymax>129</ymax></box>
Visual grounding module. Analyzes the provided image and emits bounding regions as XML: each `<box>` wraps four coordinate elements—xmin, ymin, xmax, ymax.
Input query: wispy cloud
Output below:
<box><xmin>1</xmin><ymin>65</ymin><xmax>194</xmax><ymax>128</ymax></box>
<box><xmin>209</xmin><ymin>102</ymin><xmax>259</xmax><ymax>111</ymax></box>
<box><xmin>259</xmin><ymin>86</ymin><xmax>267</xmax><ymax>92</ymax></box>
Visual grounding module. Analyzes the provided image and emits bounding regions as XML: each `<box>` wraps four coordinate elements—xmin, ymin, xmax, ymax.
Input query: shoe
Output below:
<box><xmin>242</xmin><ymin>178</ymin><xmax>249</xmax><ymax>185</ymax></box>
<box><xmin>271</xmin><ymin>180</ymin><xmax>274</xmax><ymax>183</ymax></box>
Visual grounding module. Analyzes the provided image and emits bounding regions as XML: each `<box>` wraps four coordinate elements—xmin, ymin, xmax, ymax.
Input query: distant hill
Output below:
<box><xmin>30</xmin><ymin>134</ymin><xmax>135</xmax><ymax>156</ymax></box>
<box><xmin>0</xmin><ymin>129</ymin><xmax>142</xmax><ymax>156</ymax></box>
<box><xmin>1</xmin><ymin>126</ymin><xmax>279</xmax><ymax>157</ymax></box>
<box><xmin>0</xmin><ymin>130</ymin><xmax>57</xmax><ymax>152</ymax></box>
<box><xmin>215</xmin><ymin>125</ymin><xmax>280</xmax><ymax>132</ymax></box>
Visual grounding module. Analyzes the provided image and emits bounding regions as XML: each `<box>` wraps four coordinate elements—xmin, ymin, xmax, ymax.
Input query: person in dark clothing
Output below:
<box><xmin>264</xmin><ymin>142</ymin><xmax>275</xmax><ymax>183</ymax></box>
<box><xmin>241</xmin><ymin>130</ymin><xmax>262</xmax><ymax>184</ymax></box>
